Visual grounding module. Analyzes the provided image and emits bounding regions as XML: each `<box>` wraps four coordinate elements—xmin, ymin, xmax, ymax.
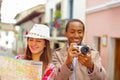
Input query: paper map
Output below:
<box><xmin>0</xmin><ymin>56</ymin><xmax>43</xmax><ymax>80</ymax></box>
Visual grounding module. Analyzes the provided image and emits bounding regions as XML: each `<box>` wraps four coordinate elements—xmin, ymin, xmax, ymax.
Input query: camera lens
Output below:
<box><xmin>81</xmin><ymin>46</ymin><xmax>89</xmax><ymax>55</ymax></box>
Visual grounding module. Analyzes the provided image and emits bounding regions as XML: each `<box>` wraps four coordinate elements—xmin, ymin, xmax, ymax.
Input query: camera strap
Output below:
<box><xmin>73</xmin><ymin>57</ymin><xmax>77</xmax><ymax>80</ymax></box>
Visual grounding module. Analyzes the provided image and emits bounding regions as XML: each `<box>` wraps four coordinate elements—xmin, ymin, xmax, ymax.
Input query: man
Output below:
<box><xmin>52</xmin><ymin>19</ymin><xmax>107</xmax><ymax>80</ymax></box>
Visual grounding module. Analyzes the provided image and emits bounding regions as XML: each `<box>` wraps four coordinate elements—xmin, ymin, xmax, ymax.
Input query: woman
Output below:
<box><xmin>16</xmin><ymin>24</ymin><xmax>56</xmax><ymax>80</ymax></box>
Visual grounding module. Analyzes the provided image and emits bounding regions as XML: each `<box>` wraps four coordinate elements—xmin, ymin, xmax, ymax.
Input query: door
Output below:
<box><xmin>114</xmin><ymin>38</ymin><xmax>120</xmax><ymax>80</ymax></box>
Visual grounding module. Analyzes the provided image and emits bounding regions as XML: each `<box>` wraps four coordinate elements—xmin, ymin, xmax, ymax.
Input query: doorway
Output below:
<box><xmin>114</xmin><ymin>38</ymin><xmax>120</xmax><ymax>80</ymax></box>
<box><xmin>93</xmin><ymin>37</ymin><xmax>101</xmax><ymax>53</ymax></box>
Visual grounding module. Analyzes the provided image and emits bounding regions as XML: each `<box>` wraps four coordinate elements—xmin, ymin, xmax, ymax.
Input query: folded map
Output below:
<box><xmin>0</xmin><ymin>56</ymin><xmax>43</xmax><ymax>80</ymax></box>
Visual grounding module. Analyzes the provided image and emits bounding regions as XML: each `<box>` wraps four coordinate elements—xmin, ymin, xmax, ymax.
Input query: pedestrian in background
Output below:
<box><xmin>52</xmin><ymin>19</ymin><xmax>107</xmax><ymax>80</ymax></box>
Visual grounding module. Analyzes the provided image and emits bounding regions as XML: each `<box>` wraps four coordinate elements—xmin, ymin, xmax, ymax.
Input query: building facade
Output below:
<box><xmin>45</xmin><ymin>0</ymin><xmax>86</xmax><ymax>49</ymax></box>
<box><xmin>86</xmin><ymin>0</ymin><xmax>120</xmax><ymax>80</ymax></box>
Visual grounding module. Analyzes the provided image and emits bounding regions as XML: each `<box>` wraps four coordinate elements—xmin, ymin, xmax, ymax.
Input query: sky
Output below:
<box><xmin>1</xmin><ymin>0</ymin><xmax>46</xmax><ymax>23</ymax></box>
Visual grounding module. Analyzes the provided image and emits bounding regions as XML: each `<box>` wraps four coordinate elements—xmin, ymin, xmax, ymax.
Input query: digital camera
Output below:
<box><xmin>74</xmin><ymin>45</ymin><xmax>89</xmax><ymax>55</ymax></box>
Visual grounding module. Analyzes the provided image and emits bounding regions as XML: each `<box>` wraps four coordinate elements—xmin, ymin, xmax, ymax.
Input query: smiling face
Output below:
<box><xmin>27</xmin><ymin>38</ymin><xmax>46</xmax><ymax>55</ymax></box>
<box><xmin>65</xmin><ymin>21</ymin><xmax>84</xmax><ymax>45</ymax></box>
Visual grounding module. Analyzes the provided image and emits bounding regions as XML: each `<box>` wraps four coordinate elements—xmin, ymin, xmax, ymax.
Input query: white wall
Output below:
<box><xmin>61</xmin><ymin>0</ymin><xmax>70</xmax><ymax>19</ymax></box>
<box><xmin>0</xmin><ymin>30</ymin><xmax>15</xmax><ymax>49</ymax></box>
<box><xmin>73</xmin><ymin>0</ymin><xmax>86</xmax><ymax>23</ymax></box>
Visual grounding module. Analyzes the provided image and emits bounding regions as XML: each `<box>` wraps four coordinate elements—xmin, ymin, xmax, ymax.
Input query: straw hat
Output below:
<box><xmin>25</xmin><ymin>24</ymin><xmax>50</xmax><ymax>40</ymax></box>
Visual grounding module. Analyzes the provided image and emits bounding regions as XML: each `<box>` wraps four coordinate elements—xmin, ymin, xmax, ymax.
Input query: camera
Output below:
<box><xmin>74</xmin><ymin>45</ymin><xmax>89</xmax><ymax>55</ymax></box>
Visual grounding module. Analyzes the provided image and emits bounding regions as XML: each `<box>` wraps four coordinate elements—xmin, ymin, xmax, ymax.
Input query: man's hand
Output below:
<box><xmin>66</xmin><ymin>43</ymin><xmax>79</xmax><ymax>68</ymax></box>
<box><xmin>78</xmin><ymin>51</ymin><xmax>94</xmax><ymax>71</ymax></box>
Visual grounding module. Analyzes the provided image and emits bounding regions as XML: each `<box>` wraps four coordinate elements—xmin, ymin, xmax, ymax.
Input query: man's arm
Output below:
<box><xmin>52</xmin><ymin>50</ymin><xmax>73</xmax><ymax>80</ymax></box>
<box><xmin>88</xmin><ymin>50</ymin><xmax>107</xmax><ymax>80</ymax></box>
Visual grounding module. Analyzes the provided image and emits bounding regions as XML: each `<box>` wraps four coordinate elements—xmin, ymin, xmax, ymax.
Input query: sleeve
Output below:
<box><xmin>54</xmin><ymin>63</ymin><xmax>73</xmax><ymax>80</ymax></box>
<box><xmin>15</xmin><ymin>55</ymin><xmax>24</xmax><ymax>59</ymax></box>
<box><xmin>42</xmin><ymin>64</ymin><xmax>57</xmax><ymax>80</ymax></box>
<box><xmin>88</xmin><ymin>51</ymin><xmax>107</xmax><ymax>80</ymax></box>
<box><xmin>52</xmin><ymin>50</ymin><xmax>73</xmax><ymax>80</ymax></box>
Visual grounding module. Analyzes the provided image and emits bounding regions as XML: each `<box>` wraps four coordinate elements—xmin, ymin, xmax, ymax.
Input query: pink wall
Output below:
<box><xmin>87</xmin><ymin>0</ymin><xmax>109</xmax><ymax>8</ymax></box>
<box><xmin>86</xmin><ymin>7</ymin><xmax>120</xmax><ymax>70</ymax></box>
<box><xmin>86</xmin><ymin>7</ymin><xmax>120</xmax><ymax>38</ymax></box>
